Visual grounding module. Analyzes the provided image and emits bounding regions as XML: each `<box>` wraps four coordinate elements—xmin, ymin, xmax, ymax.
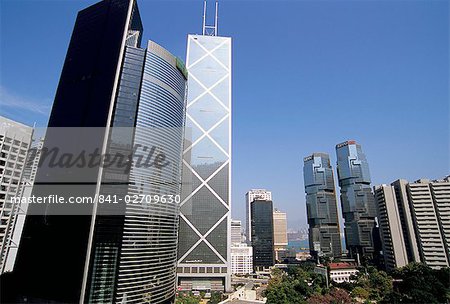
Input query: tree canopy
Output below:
<box><xmin>264</xmin><ymin>262</ymin><xmax>449</xmax><ymax>304</ymax></box>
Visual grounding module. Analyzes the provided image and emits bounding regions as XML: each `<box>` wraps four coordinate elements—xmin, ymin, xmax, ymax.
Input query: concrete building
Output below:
<box><xmin>246</xmin><ymin>189</ymin><xmax>272</xmax><ymax>243</ymax></box>
<box><xmin>230</xmin><ymin>220</ymin><xmax>252</xmax><ymax>275</ymax></box>
<box><xmin>3</xmin><ymin>137</ymin><xmax>44</xmax><ymax>273</ymax></box>
<box><xmin>373</xmin><ymin>177</ymin><xmax>450</xmax><ymax>270</ymax></box>
<box><xmin>407</xmin><ymin>178</ymin><xmax>450</xmax><ymax>269</ymax></box>
<box><xmin>231</xmin><ymin>220</ymin><xmax>243</xmax><ymax>245</ymax></box>
<box><xmin>273</xmin><ymin>209</ymin><xmax>288</xmax><ymax>261</ymax></box>
<box><xmin>0</xmin><ymin>116</ymin><xmax>33</xmax><ymax>274</ymax></box>
<box><xmin>373</xmin><ymin>185</ymin><xmax>408</xmax><ymax>271</ymax></box>
<box><xmin>230</xmin><ymin>243</ymin><xmax>253</xmax><ymax>275</ymax></box>
<box><xmin>303</xmin><ymin>153</ymin><xmax>342</xmax><ymax>259</ymax></box>
<box><xmin>391</xmin><ymin>179</ymin><xmax>421</xmax><ymax>263</ymax></box>
<box><xmin>430</xmin><ymin>176</ymin><xmax>450</xmax><ymax>266</ymax></box>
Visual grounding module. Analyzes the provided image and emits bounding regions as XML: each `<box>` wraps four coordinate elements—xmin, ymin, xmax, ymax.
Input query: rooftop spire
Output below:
<box><xmin>202</xmin><ymin>0</ymin><xmax>218</xmax><ymax>36</ymax></box>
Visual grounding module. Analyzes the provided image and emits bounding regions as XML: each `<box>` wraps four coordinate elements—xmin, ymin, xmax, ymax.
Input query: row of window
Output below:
<box><xmin>1</xmin><ymin>137</ymin><xmax>28</xmax><ymax>148</ymax></box>
<box><xmin>177</xmin><ymin>266</ymin><xmax>227</xmax><ymax>274</ymax></box>
<box><xmin>331</xmin><ymin>270</ymin><xmax>357</xmax><ymax>275</ymax></box>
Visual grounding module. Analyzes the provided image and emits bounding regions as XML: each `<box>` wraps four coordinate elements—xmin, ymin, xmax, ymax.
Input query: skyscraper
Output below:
<box><xmin>303</xmin><ymin>153</ymin><xmax>342</xmax><ymax>258</ymax></box>
<box><xmin>0</xmin><ymin>116</ymin><xmax>33</xmax><ymax>274</ymax></box>
<box><xmin>391</xmin><ymin>179</ymin><xmax>421</xmax><ymax>263</ymax></box>
<box><xmin>110</xmin><ymin>40</ymin><xmax>187</xmax><ymax>304</ymax></box>
<box><xmin>3</xmin><ymin>1</ymin><xmax>188</xmax><ymax>303</ymax></box>
<box><xmin>273</xmin><ymin>209</ymin><xmax>288</xmax><ymax>261</ymax></box>
<box><xmin>407</xmin><ymin>178</ymin><xmax>450</xmax><ymax>269</ymax></box>
<box><xmin>231</xmin><ymin>219</ymin><xmax>242</xmax><ymax>244</ymax></box>
<box><xmin>373</xmin><ymin>185</ymin><xmax>408</xmax><ymax>271</ymax></box>
<box><xmin>336</xmin><ymin>140</ymin><xmax>377</xmax><ymax>259</ymax></box>
<box><xmin>251</xmin><ymin>200</ymin><xmax>274</xmax><ymax>270</ymax></box>
<box><xmin>177</xmin><ymin>1</ymin><xmax>232</xmax><ymax>292</ymax></box>
<box><xmin>246</xmin><ymin>189</ymin><xmax>272</xmax><ymax>243</ymax></box>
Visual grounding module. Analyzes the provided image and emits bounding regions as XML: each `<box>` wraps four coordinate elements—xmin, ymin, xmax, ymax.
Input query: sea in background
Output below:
<box><xmin>288</xmin><ymin>239</ymin><xmax>309</xmax><ymax>252</ymax></box>
<box><xmin>288</xmin><ymin>236</ymin><xmax>346</xmax><ymax>253</ymax></box>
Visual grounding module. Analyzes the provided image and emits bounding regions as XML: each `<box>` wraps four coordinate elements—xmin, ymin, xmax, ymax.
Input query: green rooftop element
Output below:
<box><xmin>176</xmin><ymin>57</ymin><xmax>188</xmax><ymax>80</ymax></box>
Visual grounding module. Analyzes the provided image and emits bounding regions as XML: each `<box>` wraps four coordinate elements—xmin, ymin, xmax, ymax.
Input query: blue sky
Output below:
<box><xmin>1</xmin><ymin>0</ymin><xmax>448</xmax><ymax>229</ymax></box>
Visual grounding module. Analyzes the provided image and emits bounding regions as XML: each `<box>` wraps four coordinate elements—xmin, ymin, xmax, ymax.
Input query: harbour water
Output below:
<box><xmin>287</xmin><ymin>239</ymin><xmax>309</xmax><ymax>251</ymax></box>
<box><xmin>288</xmin><ymin>238</ymin><xmax>346</xmax><ymax>253</ymax></box>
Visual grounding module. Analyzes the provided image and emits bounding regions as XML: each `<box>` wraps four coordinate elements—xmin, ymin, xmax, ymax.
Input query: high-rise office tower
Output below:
<box><xmin>336</xmin><ymin>140</ymin><xmax>377</xmax><ymax>259</ymax></box>
<box><xmin>373</xmin><ymin>185</ymin><xmax>408</xmax><ymax>271</ymax></box>
<box><xmin>109</xmin><ymin>40</ymin><xmax>187</xmax><ymax>304</ymax></box>
<box><xmin>273</xmin><ymin>209</ymin><xmax>288</xmax><ymax>261</ymax></box>
<box><xmin>303</xmin><ymin>153</ymin><xmax>342</xmax><ymax>258</ymax></box>
<box><xmin>251</xmin><ymin>200</ymin><xmax>274</xmax><ymax>270</ymax></box>
<box><xmin>391</xmin><ymin>179</ymin><xmax>421</xmax><ymax>263</ymax></box>
<box><xmin>177</xmin><ymin>1</ymin><xmax>232</xmax><ymax>292</ymax></box>
<box><xmin>407</xmin><ymin>178</ymin><xmax>450</xmax><ymax>269</ymax></box>
<box><xmin>0</xmin><ymin>116</ymin><xmax>33</xmax><ymax>274</ymax></box>
<box><xmin>246</xmin><ymin>189</ymin><xmax>272</xmax><ymax>243</ymax></box>
<box><xmin>231</xmin><ymin>219</ymin><xmax>242</xmax><ymax>244</ymax></box>
<box><xmin>3</xmin><ymin>1</ymin><xmax>188</xmax><ymax>303</ymax></box>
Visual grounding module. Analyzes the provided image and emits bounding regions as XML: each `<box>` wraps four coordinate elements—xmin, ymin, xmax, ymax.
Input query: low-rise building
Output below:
<box><xmin>295</xmin><ymin>251</ymin><xmax>311</xmax><ymax>261</ymax></box>
<box><xmin>328</xmin><ymin>262</ymin><xmax>358</xmax><ymax>283</ymax></box>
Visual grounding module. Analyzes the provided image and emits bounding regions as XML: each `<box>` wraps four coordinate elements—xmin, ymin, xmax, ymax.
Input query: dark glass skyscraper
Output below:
<box><xmin>336</xmin><ymin>140</ymin><xmax>377</xmax><ymax>259</ymax></box>
<box><xmin>250</xmin><ymin>200</ymin><xmax>274</xmax><ymax>270</ymax></box>
<box><xmin>303</xmin><ymin>153</ymin><xmax>342</xmax><ymax>258</ymax></box>
<box><xmin>2</xmin><ymin>1</ymin><xmax>187</xmax><ymax>303</ymax></box>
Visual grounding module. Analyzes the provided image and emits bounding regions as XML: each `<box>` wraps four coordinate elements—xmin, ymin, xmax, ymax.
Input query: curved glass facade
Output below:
<box><xmin>115</xmin><ymin>41</ymin><xmax>187</xmax><ymax>304</ymax></box>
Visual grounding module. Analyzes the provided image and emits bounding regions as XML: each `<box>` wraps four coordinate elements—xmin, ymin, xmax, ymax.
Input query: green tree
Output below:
<box><xmin>264</xmin><ymin>267</ymin><xmax>309</xmax><ymax>304</ymax></box>
<box><xmin>366</xmin><ymin>266</ymin><xmax>393</xmax><ymax>301</ymax></box>
<box><xmin>351</xmin><ymin>286</ymin><xmax>369</xmax><ymax>301</ymax></box>
<box><xmin>328</xmin><ymin>288</ymin><xmax>352</xmax><ymax>304</ymax></box>
<box><xmin>389</xmin><ymin>263</ymin><xmax>450</xmax><ymax>304</ymax></box>
<box><xmin>264</xmin><ymin>265</ymin><xmax>331</xmax><ymax>304</ymax></box>
<box><xmin>332</xmin><ymin>265</ymin><xmax>393</xmax><ymax>302</ymax></box>
<box><xmin>265</xmin><ymin>278</ymin><xmax>309</xmax><ymax>304</ymax></box>
<box><xmin>307</xmin><ymin>288</ymin><xmax>352</xmax><ymax>304</ymax></box>
<box><xmin>175</xmin><ymin>293</ymin><xmax>200</xmax><ymax>304</ymax></box>
<box><xmin>207</xmin><ymin>292</ymin><xmax>222</xmax><ymax>304</ymax></box>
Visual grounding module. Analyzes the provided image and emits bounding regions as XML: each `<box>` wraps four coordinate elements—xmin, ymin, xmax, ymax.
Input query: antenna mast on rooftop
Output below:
<box><xmin>202</xmin><ymin>1</ymin><xmax>218</xmax><ymax>36</ymax></box>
